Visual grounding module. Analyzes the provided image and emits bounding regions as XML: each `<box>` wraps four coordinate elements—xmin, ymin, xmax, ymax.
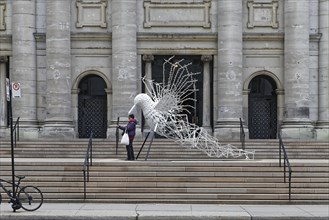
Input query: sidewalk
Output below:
<box><xmin>0</xmin><ymin>203</ymin><xmax>328</xmax><ymax>220</ymax></box>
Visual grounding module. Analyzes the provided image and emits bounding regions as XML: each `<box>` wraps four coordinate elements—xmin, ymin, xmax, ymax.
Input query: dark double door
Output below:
<box><xmin>78</xmin><ymin>75</ymin><xmax>107</xmax><ymax>138</ymax></box>
<box><xmin>248</xmin><ymin>76</ymin><xmax>277</xmax><ymax>139</ymax></box>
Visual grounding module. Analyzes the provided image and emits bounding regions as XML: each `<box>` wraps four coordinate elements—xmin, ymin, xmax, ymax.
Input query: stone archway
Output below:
<box><xmin>78</xmin><ymin>74</ymin><xmax>107</xmax><ymax>138</ymax></box>
<box><xmin>248</xmin><ymin>75</ymin><xmax>277</xmax><ymax>139</ymax></box>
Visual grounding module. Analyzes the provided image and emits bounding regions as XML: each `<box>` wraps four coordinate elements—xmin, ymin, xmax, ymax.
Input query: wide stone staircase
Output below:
<box><xmin>0</xmin><ymin>138</ymin><xmax>328</xmax><ymax>204</ymax></box>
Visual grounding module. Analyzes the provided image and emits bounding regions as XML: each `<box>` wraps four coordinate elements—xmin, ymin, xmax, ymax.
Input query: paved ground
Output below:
<box><xmin>0</xmin><ymin>203</ymin><xmax>328</xmax><ymax>220</ymax></box>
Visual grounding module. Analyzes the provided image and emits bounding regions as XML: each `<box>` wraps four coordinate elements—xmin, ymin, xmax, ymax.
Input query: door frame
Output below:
<box><xmin>72</xmin><ymin>70</ymin><xmax>112</xmax><ymax>138</ymax></box>
<box><xmin>243</xmin><ymin>71</ymin><xmax>284</xmax><ymax>139</ymax></box>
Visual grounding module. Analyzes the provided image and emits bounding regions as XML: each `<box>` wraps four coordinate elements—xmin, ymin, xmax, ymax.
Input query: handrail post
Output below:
<box><xmin>83</xmin><ymin>171</ymin><xmax>86</xmax><ymax>200</ymax></box>
<box><xmin>289</xmin><ymin>171</ymin><xmax>292</xmax><ymax>200</ymax></box>
<box><xmin>278</xmin><ymin>132</ymin><xmax>293</xmax><ymax>200</ymax></box>
<box><xmin>239</xmin><ymin>118</ymin><xmax>245</xmax><ymax>150</ymax></box>
<box><xmin>90</xmin><ymin>133</ymin><xmax>93</xmax><ymax>166</ymax></box>
<box><xmin>83</xmin><ymin>131</ymin><xmax>93</xmax><ymax>200</ymax></box>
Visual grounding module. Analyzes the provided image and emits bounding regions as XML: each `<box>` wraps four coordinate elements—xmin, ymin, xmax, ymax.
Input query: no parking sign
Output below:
<box><xmin>11</xmin><ymin>82</ymin><xmax>21</xmax><ymax>98</ymax></box>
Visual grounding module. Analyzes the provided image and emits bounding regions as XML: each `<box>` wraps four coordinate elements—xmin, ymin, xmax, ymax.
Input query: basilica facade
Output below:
<box><xmin>0</xmin><ymin>0</ymin><xmax>328</xmax><ymax>140</ymax></box>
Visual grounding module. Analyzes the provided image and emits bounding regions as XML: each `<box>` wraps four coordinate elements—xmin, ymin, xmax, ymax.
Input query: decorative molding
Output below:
<box><xmin>143</xmin><ymin>0</ymin><xmax>211</xmax><ymax>28</ymax></box>
<box><xmin>76</xmin><ymin>0</ymin><xmax>107</xmax><ymax>28</ymax></box>
<box><xmin>0</xmin><ymin>3</ymin><xmax>6</xmax><ymax>31</ymax></box>
<box><xmin>247</xmin><ymin>0</ymin><xmax>278</xmax><ymax>29</ymax></box>
<box><xmin>142</xmin><ymin>54</ymin><xmax>154</xmax><ymax>62</ymax></box>
<box><xmin>201</xmin><ymin>55</ymin><xmax>212</xmax><ymax>62</ymax></box>
<box><xmin>0</xmin><ymin>56</ymin><xmax>8</xmax><ymax>63</ymax></box>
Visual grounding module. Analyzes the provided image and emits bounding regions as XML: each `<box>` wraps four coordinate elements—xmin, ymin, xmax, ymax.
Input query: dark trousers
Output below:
<box><xmin>126</xmin><ymin>139</ymin><xmax>135</xmax><ymax>160</ymax></box>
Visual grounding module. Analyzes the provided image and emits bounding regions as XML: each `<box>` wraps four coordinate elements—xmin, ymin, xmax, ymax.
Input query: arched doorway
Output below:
<box><xmin>78</xmin><ymin>75</ymin><xmax>107</xmax><ymax>138</ymax></box>
<box><xmin>248</xmin><ymin>75</ymin><xmax>277</xmax><ymax>139</ymax></box>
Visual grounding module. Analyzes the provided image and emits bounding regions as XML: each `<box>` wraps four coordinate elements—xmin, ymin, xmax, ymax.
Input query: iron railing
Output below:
<box><xmin>239</xmin><ymin>118</ymin><xmax>245</xmax><ymax>150</ymax></box>
<box><xmin>12</xmin><ymin>117</ymin><xmax>20</xmax><ymax>147</ymax></box>
<box><xmin>278</xmin><ymin>132</ymin><xmax>293</xmax><ymax>200</ymax></box>
<box><xmin>82</xmin><ymin>132</ymin><xmax>93</xmax><ymax>200</ymax></box>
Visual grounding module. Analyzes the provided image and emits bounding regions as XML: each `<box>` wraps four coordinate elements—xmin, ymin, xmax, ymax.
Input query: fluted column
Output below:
<box><xmin>215</xmin><ymin>0</ymin><xmax>243</xmax><ymax>139</ymax></box>
<box><xmin>201</xmin><ymin>55</ymin><xmax>212</xmax><ymax>133</ymax></box>
<box><xmin>0</xmin><ymin>57</ymin><xmax>8</xmax><ymax>137</ymax></box>
<box><xmin>282</xmin><ymin>0</ymin><xmax>313</xmax><ymax>139</ymax></box>
<box><xmin>316</xmin><ymin>0</ymin><xmax>329</xmax><ymax>139</ymax></box>
<box><xmin>110</xmin><ymin>0</ymin><xmax>137</xmax><ymax>137</ymax></box>
<box><xmin>11</xmin><ymin>0</ymin><xmax>38</xmax><ymax>138</ymax></box>
<box><xmin>42</xmin><ymin>0</ymin><xmax>74</xmax><ymax>138</ymax></box>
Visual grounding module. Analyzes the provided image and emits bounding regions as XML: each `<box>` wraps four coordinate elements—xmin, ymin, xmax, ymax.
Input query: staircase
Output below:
<box><xmin>0</xmin><ymin>139</ymin><xmax>328</xmax><ymax>204</ymax></box>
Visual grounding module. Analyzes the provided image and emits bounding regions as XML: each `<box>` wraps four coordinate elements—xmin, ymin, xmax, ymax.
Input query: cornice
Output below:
<box><xmin>137</xmin><ymin>32</ymin><xmax>218</xmax><ymax>41</ymax></box>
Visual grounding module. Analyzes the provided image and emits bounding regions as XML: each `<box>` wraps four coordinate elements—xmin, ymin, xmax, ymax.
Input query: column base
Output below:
<box><xmin>0</xmin><ymin>126</ymin><xmax>9</xmax><ymax>139</ymax></box>
<box><xmin>281</xmin><ymin>119</ymin><xmax>315</xmax><ymax>139</ymax></box>
<box><xmin>41</xmin><ymin>123</ymin><xmax>75</xmax><ymax>139</ymax></box>
<box><xmin>315</xmin><ymin>121</ymin><xmax>329</xmax><ymax>140</ymax></box>
<box><xmin>214</xmin><ymin>121</ymin><xmax>241</xmax><ymax>140</ymax></box>
<box><xmin>0</xmin><ymin>125</ymin><xmax>40</xmax><ymax>140</ymax></box>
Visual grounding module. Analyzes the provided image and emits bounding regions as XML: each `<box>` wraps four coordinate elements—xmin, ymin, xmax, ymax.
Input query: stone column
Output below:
<box><xmin>316</xmin><ymin>0</ymin><xmax>329</xmax><ymax>139</ymax></box>
<box><xmin>141</xmin><ymin>55</ymin><xmax>154</xmax><ymax>135</ymax></box>
<box><xmin>11</xmin><ymin>0</ymin><xmax>38</xmax><ymax>138</ymax></box>
<box><xmin>276</xmin><ymin>89</ymin><xmax>285</xmax><ymax>132</ymax></box>
<box><xmin>143</xmin><ymin>55</ymin><xmax>154</xmax><ymax>82</ymax></box>
<box><xmin>111</xmin><ymin>0</ymin><xmax>137</xmax><ymax>130</ymax></box>
<box><xmin>42</xmin><ymin>0</ymin><xmax>74</xmax><ymax>138</ymax></box>
<box><xmin>215</xmin><ymin>0</ymin><xmax>243</xmax><ymax>139</ymax></box>
<box><xmin>201</xmin><ymin>55</ymin><xmax>212</xmax><ymax>133</ymax></box>
<box><xmin>282</xmin><ymin>0</ymin><xmax>313</xmax><ymax>139</ymax></box>
<box><xmin>0</xmin><ymin>57</ymin><xmax>8</xmax><ymax>138</ymax></box>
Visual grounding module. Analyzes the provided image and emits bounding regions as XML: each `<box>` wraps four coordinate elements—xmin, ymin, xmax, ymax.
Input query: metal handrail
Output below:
<box><xmin>82</xmin><ymin>132</ymin><xmax>93</xmax><ymax>200</ymax></box>
<box><xmin>12</xmin><ymin>117</ymin><xmax>20</xmax><ymax>147</ymax></box>
<box><xmin>239</xmin><ymin>118</ymin><xmax>245</xmax><ymax>150</ymax></box>
<box><xmin>278</xmin><ymin>132</ymin><xmax>293</xmax><ymax>200</ymax></box>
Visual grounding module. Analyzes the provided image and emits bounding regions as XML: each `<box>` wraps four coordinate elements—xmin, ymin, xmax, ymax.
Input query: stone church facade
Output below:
<box><xmin>0</xmin><ymin>0</ymin><xmax>328</xmax><ymax>140</ymax></box>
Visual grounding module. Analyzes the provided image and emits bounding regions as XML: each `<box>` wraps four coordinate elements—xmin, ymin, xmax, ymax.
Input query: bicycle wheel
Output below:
<box><xmin>17</xmin><ymin>186</ymin><xmax>43</xmax><ymax>211</ymax></box>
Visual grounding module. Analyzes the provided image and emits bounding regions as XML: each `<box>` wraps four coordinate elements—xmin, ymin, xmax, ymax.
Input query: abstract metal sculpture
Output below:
<box><xmin>130</xmin><ymin>56</ymin><xmax>254</xmax><ymax>159</ymax></box>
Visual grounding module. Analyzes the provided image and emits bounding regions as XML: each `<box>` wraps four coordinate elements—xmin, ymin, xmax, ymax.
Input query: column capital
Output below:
<box><xmin>0</xmin><ymin>56</ymin><xmax>8</xmax><ymax>63</ymax></box>
<box><xmin>275</xmin><ymin>89</ymin><xmax>284</xmax><ymax>95</ymax></box>
<box><xmin>201</xmin><ymin>55</ymin><xmax>213</xmax><ymax>62</ymax></box>
<box><xmin>142</xmin><ymin>54</ymin><xmax>154</xmax><ymax>62</ymax></box>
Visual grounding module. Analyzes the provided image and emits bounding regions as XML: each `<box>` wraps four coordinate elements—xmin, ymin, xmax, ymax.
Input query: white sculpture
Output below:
<box><xmin>129</xmin><ymin>56</ymin><xmax>254</xmax><ymax>159</ymax></box>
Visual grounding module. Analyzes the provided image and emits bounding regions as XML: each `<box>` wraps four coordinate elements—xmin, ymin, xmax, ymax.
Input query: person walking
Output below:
<box><xmin>118</xmin><ymin>114</ymin><xmax>137</xmax><ymax>160</ymax></box>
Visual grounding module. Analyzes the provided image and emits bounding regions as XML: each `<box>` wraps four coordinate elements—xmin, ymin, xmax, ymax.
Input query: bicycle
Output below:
<box><xmin>0</xmin><ymin>175</ymin><xmax>43</xmax><ymax>212</ymax></box>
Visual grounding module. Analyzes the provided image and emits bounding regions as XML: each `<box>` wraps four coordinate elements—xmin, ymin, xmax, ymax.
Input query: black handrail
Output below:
<box><xmin>82</xmin><ymin>132</ymin><xmax>93</xmax><ymax>200</ymax></box>
<box><xmin>239</xmin><ymin>118</ymin><xmax>245</xmax><ymax>150</ymax></box>
<box><xmin>12</xmin><ymin>117</ymin><xmax>20</xmax><ymax>147</ymax></box>
<box><xmin>278</xmin><ymin>132</ymin><xmax>293</xmax><ymax>200</ymax></box>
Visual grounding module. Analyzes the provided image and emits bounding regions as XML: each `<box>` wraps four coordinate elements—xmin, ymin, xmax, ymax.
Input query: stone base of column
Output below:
<box><xmin>315</xmin><ymin>121</ymin><xmax>329</xmax><ymax>140</ymax></box>
<box><xmin>214</xmin><ymin>121</ymin><xmax>242</xmax><ymax>140</ymax></box>
<box><xmin>41</xmin><ymin>122</ymin><xmax>75</xmax><ymax>139</ymax></box>
<box><xmin>201</xmin><ymin>126</ymin><xmax>213</xmax><ymax>135</ymax></box>
<box><xmin>17</xmin><ymin>128</ymin><xmax>40</xmax><ymax>139</ymax></box>
<box><xmin>281</xmin><ymin>119</ymin><xmax>315</xmax><ymax>139</ymax></box>
<box><xmin>0</xmin><ymin>126</ymin><xmax>9</xmax><ymax>139</ymax></box>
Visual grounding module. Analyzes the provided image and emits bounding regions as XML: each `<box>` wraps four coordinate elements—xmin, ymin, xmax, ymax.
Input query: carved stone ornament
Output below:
<box><xmin>143</xmin><ymin>0</ymin><xmax>211</xmax><ymax>28</ymax></box>
<box><xmin>247</xmin><ymin>0</ymin><xmax>279</xmax><ymax>29</ymax></box>
<box><xmin>76</xmin><ymin>0</ymin><xmax>107</xmax><ymax>28</ymax></box>
<box><xmin>0</xmin><ymin>3</ymin><xmax>5</xmax><ymax>31</ymax></box>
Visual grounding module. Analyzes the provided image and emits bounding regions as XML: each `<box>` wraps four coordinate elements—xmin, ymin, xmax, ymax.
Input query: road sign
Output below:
<box><xmin>11</xmin><ymin>82</ymin><xmax>21</xmax><ymax>98</ymax></box>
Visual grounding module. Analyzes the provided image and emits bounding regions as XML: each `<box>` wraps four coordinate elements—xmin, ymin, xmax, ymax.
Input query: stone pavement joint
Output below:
<box><xmin>0</xmin><ymin>203</ymin><xmax>328</xmax><ymax>220</ymax></box>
